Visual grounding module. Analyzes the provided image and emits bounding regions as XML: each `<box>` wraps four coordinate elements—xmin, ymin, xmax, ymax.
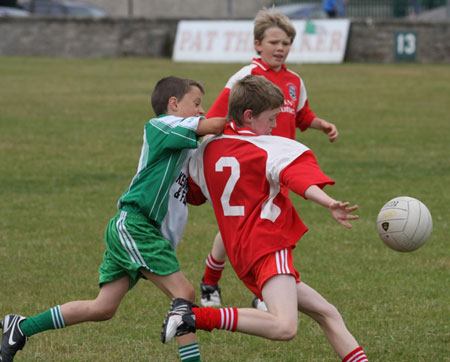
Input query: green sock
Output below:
<box><xmin>19</xmin><ymin>305</ymin><xmax>66</xmax><ymax>337</ymax></box>
<box><xmin>178</xmin><ymin>342</ymin><xmax>201</xmax><ymax>362</ymax></box>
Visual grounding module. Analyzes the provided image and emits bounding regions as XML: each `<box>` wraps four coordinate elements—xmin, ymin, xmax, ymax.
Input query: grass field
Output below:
<box><xmin>0</xmin><ymin>57</ymin><xmax>449</xmax><ymax>362</ymax></box>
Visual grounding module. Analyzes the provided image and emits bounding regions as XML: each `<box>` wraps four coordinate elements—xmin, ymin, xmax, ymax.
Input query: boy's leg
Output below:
<box><xmin>1</xmin><ymin>277</ymin><xmax>129</xmax><ymax>361</ymax></box>
<box><xmin>142</xmin><ymin>270</ymin><xmax>195</xmax><ymax>301</ymax></box>
<box><xmin>200</xmin><ymin>232</ymin><xmax>267</xmax><ymax>311</ymax></box>
<box><xmin>163</xmin><ymin>274</ymin><xmax>299</xmax><ymax>342</ymax></box>
<box><xmin>204</xmin><ymin>232</ymin><xmax>227</xmax><ymax>286</ymax></box>
<box><xmin>19</xmin><ymin>276</ymin><xmax>129</xmax><ymax>336</ymax></box>
<box><xmin>234</xmin><ymin>274</ymin><xmax>298</xmax><ymax>340</ymax></box>
<box><xmin>200</xmin><ymin>231</ymin><xmax>226</xmax><ymax>307</ymax></box>
<box><xmin>141</xmin><ymin>270</ymin><xmax>200</xmax><ymax>362</ymax></box>
<box><xmin>60</xmin><ymin>276</ymin><xmax>129</xmax><ymax>325</ymax></box>
<box><xmin>297</xmin><ymin>282</ymin><xmax>368</xmax><ymax>361</ymax></box>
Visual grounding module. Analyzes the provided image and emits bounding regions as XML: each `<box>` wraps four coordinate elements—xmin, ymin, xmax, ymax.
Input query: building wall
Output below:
<box><xmin>0</xmin><ymin>17</ymin><xmax>178</xmax><ymax>57</ymax></box>
<box><xmin>0</xmin><ymin>17</ymin><xmax>449</xmax><ymax>63</ymax></box>
<box><xmin>346</xmin><ymin>19</ymin><xmax>450</xmax><ymax>63</ymax></box>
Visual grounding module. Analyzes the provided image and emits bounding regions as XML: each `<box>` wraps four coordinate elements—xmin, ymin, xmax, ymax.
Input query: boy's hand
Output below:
<box><xmin>328</xmin><ymin>201</ymin><xmax>359</xmax><ymax>228</ymax></box>
<box><xmin>310</xmin><ymin>118</ymin><xmax>339</xmax><ymax>142</ymax></box>
<box><xmin>320</xmin><ymin>120</ymin><xmax>338</xmax><ymax>143</ymax></box>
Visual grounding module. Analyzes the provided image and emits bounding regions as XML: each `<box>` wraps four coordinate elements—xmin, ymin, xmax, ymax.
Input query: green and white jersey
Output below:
<box><xmin>118</xmin><ymin>115</ymin><xmax>200</xmax><ymax>241</ymax></box>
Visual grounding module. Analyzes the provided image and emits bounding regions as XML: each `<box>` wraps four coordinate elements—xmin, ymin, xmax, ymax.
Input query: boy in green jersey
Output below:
<box><xmin>0</xmin><ymin>76</ymin><xmax>226</xmax><ymax>362</ymax></box>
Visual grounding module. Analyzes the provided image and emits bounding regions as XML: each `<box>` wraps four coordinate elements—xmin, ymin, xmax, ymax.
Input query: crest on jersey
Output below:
<box><xmin>288</xmin><ymin>84</ymin><xmax>297</xmax><ymax>100</ymax></box>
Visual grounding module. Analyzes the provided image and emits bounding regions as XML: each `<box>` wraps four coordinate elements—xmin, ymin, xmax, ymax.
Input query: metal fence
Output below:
<box><xmin>272</xmin><ymin>0</ymin><xmax>447</xmax><ymax>18</ymax></box>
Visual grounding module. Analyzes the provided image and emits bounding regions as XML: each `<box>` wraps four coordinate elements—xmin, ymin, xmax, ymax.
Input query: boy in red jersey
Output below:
<box><xmin>161</xmin><ymin>75</ymin><xmax>368</xmax><ymax>362</ymax></box>
<box><xmin>200</xmin><ymin>8</ymin><xmax>339</xmax><ymax>310</ymax></box>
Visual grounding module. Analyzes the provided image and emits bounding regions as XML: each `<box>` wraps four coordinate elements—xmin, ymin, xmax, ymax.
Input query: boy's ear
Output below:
<box><xmin>167</xmin><ymin>96</ymin><xmax>178</xmax><ymax>112</ymax></box>
<box><xmin>254</xmin><ymin>39</ymin><xmax>262</xmax><ymax>54</ymax></box>
<box><xmin>242</xmin><ymin>109</ymin><xmax>253</xmax><ymax>125</ymax></box>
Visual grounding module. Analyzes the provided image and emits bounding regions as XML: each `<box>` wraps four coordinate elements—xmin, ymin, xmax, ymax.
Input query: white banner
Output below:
<box><xmin>173</xmin><ymin>19</ymin><xmax>350</xmax><ymax>64</ymax></box>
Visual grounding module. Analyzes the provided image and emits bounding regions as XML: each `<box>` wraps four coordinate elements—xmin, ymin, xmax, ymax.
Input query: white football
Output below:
<box><xmin>376</xmin><ymin>196</ymin><xmax>432</xmax><ymax>252</ymax></box>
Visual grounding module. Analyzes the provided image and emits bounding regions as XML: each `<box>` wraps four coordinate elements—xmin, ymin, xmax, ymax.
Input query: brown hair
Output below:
<box><xmin>228</xmin><ymin>75</ymin><xmax>284</xmax><ymax>126</ymax></box>
<box><xmin>254</xmin><ymin>8</ymin><xmax>296</xmax><ymax>45</ymax></box>
<box><xmin>151</xmin><ymin>76</ymin><xmax>204</xmax><ymax>116</ymax></box>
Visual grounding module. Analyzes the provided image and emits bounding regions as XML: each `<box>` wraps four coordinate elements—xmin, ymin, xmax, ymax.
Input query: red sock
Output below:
<box><xmin>202</xmin><ymin>253</ymin><xmax>226</xmax><ymax>286</ymax></box>
<box><xmin>192</xmin><ymin>307</ymin><xmax>238</xmax><ymax>332</ymax></box>
<box><xmin>342</xmin><ymin>346</ymin><xmax>369</xmax><ymax>362</ymax></box>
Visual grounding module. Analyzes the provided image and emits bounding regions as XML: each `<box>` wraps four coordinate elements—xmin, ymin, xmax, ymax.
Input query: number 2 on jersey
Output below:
<box><xmin>215</xmin><ymin>157</ymin><xmax>245</xmax><ymax>216</ymax></box>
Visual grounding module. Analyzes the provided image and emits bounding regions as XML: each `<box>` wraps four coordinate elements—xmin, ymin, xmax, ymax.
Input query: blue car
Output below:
<box><xmin>19</xmin><ymin>0</ymin><xmax>107</xmax><ymax>17</ymax></box>
<box><xmin>273</xmin><ymin>3</ymin><xmax>328</xmax><ymax>19</ymax></box>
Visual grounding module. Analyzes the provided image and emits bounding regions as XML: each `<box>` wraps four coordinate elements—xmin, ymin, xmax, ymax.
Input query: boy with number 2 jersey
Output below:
<box><xmin>161</xmin><ymin>75</ymin><xmax>369</xmax><ymax>362</ymax></box>
<box><xmin>200</xmin><ymin>9</ymin><xmax>339</xmax><ymax>310</ymax></box>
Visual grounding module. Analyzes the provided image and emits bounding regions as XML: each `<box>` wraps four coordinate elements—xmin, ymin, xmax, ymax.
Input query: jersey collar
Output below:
<box><xmin>224</xmin><ymin>120</ymin><xmax>257</xmax><ymax>136</ymax></box>
<box><xmin>252</xmin><ymin>58</ymin><xmax>287</xmax><ymax>72</ymax></box>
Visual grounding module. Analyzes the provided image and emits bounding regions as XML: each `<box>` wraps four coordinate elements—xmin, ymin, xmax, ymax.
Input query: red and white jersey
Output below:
<box><xmin>206</xmin><ymin>58</ymin><xmax>316</xmax><ymax>140</ymax></box>
<box><xmin>189</xmin><ymin>121</ymin><xmax>334</xmax><ymax>279</ymax></box>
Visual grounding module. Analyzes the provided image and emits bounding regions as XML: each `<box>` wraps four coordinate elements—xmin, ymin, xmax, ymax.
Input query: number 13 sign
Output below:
<box><xmin>395</xmin><ymin>31</ymin><xmax>417</xmax><ymax>62</ymax></box>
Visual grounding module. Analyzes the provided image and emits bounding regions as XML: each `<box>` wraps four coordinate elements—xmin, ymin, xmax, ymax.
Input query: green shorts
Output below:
<box><xmin>98</xmin><ymin>210</ymin><xmax>180</xmax><ymax>290</ymax></box>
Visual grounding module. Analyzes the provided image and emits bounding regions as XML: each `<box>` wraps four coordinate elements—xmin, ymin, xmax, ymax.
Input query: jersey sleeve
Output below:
<box><xmin>295</xmin><ymin>100</ymin><xmax>316</xmax><ymax>131</ymax></box>
<box><xmin>280</xmin><ymin>150</ymin><xmax>334</xmax><ymax>198</ymax></box>
<box><xmin>148</xmin><ymin>116</ymin><xmax>200</xmax><ymax>150</ymax></box>
<box><xmin>206</xmin><ymin>88</ymin><xmax>230</xmax><ymax>118</ymax></box>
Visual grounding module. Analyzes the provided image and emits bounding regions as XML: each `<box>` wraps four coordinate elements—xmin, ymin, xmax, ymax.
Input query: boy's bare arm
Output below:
<box><xmin>309</xmin><ymin>117</ymin><xmax>339</xmax><ymax>143</ymax></box>
<box><xmin>196</xmin><ymin>117</ymin><xmax>227</xmax><ymax>136</ymax></box>
<box><xmin>304</xmin><ymin>185</ymin><xmax>359</xmax><ymax>229</ymax></box>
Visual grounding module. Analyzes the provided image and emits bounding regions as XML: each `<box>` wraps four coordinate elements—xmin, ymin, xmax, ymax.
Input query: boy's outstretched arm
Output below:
<box><xmin>304</xmin><ymin>185</ymin><xmax>359</xmax><ymax>228</ymax></box>
<box><xmin>196</xmin><ymin>117</ymin><xmax>227</xmax><ymax>136</ymax></box>
<box><xmin>309</xmin><ymin>117</ymin><xmax>339</xmax><ymax>143</ymax></box>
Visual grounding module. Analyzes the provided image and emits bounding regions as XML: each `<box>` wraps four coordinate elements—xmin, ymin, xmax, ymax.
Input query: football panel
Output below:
<box><xmin>403</xmin><ymin>199</ymin><xmax>420</xmax><ymax>239</ymax></box>
<box><xmin>381</xmin><ymin>231</ymin><xmax>411</xmax><ymax>252</ymax></box>
<box><xmin>412</xmin><ymin>201</ymin><xmax>433</xmax><ymax>247</ymax></box>
<box><xmin>377</xmin><ymin>213</ymin><xmax>407</xmax><ymax>234</ymax></box>
<box><xmin>380</xmin><ymin>197</ymin><xmax>410</xmax><ymax>213</ymax></box>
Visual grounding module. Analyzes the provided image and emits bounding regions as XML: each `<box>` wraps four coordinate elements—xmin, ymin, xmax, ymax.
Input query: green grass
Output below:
<box><xmin>0</xmin><ymin>57</ymin><xmax>449</xmax><ymax>361</ymax></box>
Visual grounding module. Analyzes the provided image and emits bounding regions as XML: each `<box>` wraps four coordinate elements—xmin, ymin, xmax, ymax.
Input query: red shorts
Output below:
<box><xmin>240</xmin><ymin>247</ymin><xmax>300</xmax><ymax>300</ymax></box>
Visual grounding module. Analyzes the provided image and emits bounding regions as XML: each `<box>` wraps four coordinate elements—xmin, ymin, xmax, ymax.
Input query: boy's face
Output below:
<box><xmin>247</xmin><ymin>107</ymin><xmax>280</xmax><ymax>135</ymax></box>
<box><xmin>255</xmin><ymin>27</ymin><xmax>292</xmax><ymax>71</ymax></box>
<box><xmin>170</xmin><ymin>86</ymin><xmax>205</xmax><ymax>118</ymax></box>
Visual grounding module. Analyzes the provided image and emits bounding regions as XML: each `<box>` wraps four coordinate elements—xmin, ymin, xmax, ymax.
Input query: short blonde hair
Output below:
<box><xmin>228</xmin><ymin>75</ymin><xmax>284</xmax><ymax>126</ymax></box>
<box><xmin>254</xmin><ymin>8</ymin><xmax>296</xmax><ymax>44</ymax></box>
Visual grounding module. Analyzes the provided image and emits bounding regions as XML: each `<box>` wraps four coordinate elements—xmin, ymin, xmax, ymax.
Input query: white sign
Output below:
<box><xmin>173</xmin><ymin>19</ymin><xmax>350</xmax><ymax>64</ymax></box>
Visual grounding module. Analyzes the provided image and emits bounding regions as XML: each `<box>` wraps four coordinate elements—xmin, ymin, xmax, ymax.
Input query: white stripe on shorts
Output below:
<box><xmin>116</xmin><ymin>211</ymin><xmax>149</xmax><ymax>269</ymax></box>
<box><xmin>275</xmin><ymin>249</ymin><xmax>290</xmax><ymax>275</ymax></box>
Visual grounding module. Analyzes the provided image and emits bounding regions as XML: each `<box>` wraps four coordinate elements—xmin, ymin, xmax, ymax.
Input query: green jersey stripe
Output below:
<box><xmin>118</xmin><ymin>115</ymin><xmax>200</xmax><ymax>228</ymax></box>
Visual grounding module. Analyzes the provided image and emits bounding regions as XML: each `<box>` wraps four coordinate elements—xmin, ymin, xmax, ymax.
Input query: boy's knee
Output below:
<box><xmin>98</xmin><ymin>305</ymin><xmax>118</xmax><ymax>321</ymax></box>
<box><xmin>91</xmin><ymin>303</ymin><xmax>118</xmax><ymax>321</ymax></box>
<box><xmin>318</xmin><ymin>302</ymin><xmax>344</xmax><ymax>327</ymax></box>
<box><xmin>99</xmin><ymin>309</ymin><xmax>116</xmax><ymax>321</ymax></box>
<box><xmin>276</xmin><ymin>319</ymin><xmax>298</xmax><ymax>341</ymax></box>
<box><xmin>324</xmin><ymin>303</ymin><xmax>341</xmax><ymax>320</ymax></box>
